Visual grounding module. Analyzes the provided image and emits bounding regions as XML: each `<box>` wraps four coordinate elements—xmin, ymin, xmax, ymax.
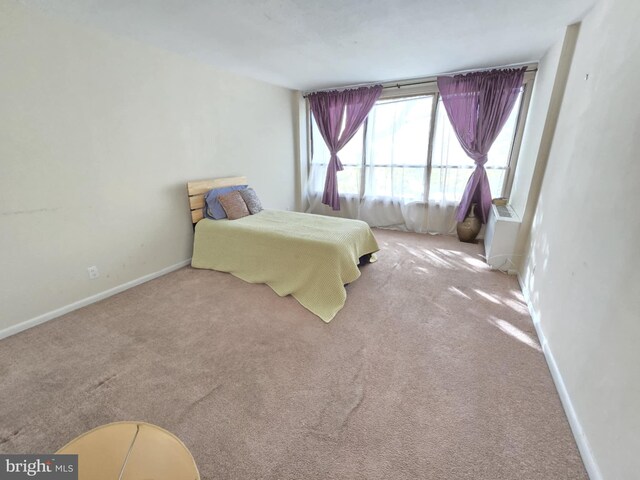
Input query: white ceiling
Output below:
<box><xmin>19</xmin><ymin>0</ymin><xmax>595</xmax><ymax>91</ymax></box>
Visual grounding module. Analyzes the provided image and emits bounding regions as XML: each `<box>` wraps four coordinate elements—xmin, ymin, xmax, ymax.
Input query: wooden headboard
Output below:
<box><xmin>187</xmin><ymin>176</ymin><xmax>247</xmax><ymax>224</ymax></box>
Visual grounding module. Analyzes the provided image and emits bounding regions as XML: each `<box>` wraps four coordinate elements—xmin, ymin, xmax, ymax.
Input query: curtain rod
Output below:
<box><xmin>383</xmin><ymin>66</ymin><xmax>537</xmax><ymax>90</ymax></box>
<box><xmin>303</xmin><ymin>64</ymin><xmax>538</xmax><ymax>96</ymax></box>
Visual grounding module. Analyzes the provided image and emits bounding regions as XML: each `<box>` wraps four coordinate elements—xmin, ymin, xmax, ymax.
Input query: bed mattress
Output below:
<box><xmin>191</xmin><ymin>210</ymin><xmax>379</xmax><ymax>322</ymax></box>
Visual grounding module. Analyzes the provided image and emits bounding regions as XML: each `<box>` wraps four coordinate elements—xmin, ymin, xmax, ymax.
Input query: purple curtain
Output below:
<box><xmin>308</xmin><ymin>85</ymin><xmax>382</xmax><ymax>210</ymax></box>
<box><xmin>437</xmin><ymin>68</ymin><xmax>526</xmax><ymax>223</ymax></box>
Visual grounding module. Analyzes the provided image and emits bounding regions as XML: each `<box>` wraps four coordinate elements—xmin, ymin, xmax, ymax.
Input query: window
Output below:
<box><xmin>430</xmin><ymin>94</ymin><xmax>522</xmax><ymax>203</ymax></box>
<box><xmin>309</xmin><ymin>87</ymin><xmax>525</xmax><ymax>205</ymax></box>
<box><xmin>364</xmin><ymin>96</ymin><xmax>433</xmax><ymax>200</ymax></box>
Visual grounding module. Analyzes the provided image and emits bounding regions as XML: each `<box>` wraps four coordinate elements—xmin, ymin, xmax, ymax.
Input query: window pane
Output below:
<box><xmin>487</xmin><ymin>168</ymin><xmax>507</xmax><ymax>197</ymax></box>
<box><xmin>428</xmin><ymin>167</ymin><xmax>506</xmax><ymax>203</ymax></box>
<box><xmin>340</xmin><ymin>127</ymin><xmax>364</xmax><ymax>166</ymax></box>
<box><xmin>338</xmin><ymin>166</ymin><xmax>361</xmax><ymax>196</ymax></box>
<box><xmin>366</xmin><ymin>96</ymin><xmax>432</xmax><ymax>167</ymax></box>
<box><xmin>429</xmin><ymin>166</ymin><xmax>473</xmax><ymax>203</ymax></box>
<box><xmin>364</xmin><ymin>95</ymin><xmax>433</xmax><ymax>200</ymax></box>
<box><xmin>310</xmin><ymin>117</ymin><xmax>330</xmax><ymax>165</ymax></box>
<box><xmin>367</xmin><ymin>166</ymin><xmax>427</xmax><ymax>200</ymax></box>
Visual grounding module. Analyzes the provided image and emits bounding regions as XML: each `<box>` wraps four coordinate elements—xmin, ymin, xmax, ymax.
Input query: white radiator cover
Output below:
<box><xmin>484</xmin><ymin>204</ymin><xmax>521</xmax><ymax>273</ymax></box>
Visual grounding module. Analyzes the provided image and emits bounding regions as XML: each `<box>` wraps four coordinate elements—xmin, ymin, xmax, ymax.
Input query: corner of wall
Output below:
<box><xmin>512</xmin><ymin>19</ymin><xmax>608</xmax><ymax>480</ymax></box>
<box><xmin>515</xmin><ymin>23</ymin><xmax>581</xmax><ymax>275</ymax></box>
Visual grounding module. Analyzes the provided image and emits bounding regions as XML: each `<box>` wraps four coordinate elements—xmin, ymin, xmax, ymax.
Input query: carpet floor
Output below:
<box><xmin>0</xmin><ymin>229</ymin><xmax>587</xmax><ymax>479</ymax></box>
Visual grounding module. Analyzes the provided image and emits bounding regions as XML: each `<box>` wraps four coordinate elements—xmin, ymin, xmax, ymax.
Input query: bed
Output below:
<box><xmin>187</xmin><ymin>177</ymin><xmax>379</xmax><ymax>322</ymax></box>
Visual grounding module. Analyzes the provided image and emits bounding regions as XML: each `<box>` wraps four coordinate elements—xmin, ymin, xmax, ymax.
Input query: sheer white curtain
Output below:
<box><xmin>308</xmin><ymin>95</ymin><xmax>457</xmax><ymax>233</ymax></box>
<box><xmin>358</xmin><ymin>95</ymin><xmax>458</xmax><ymax>234</ymax></box>
<box><xmin>306</xmin><ymin>93</ymin><xmax>521</xmax><ymax>235</ymax></box>
<box><xmin>430</xmin><ymin>96</ymin><xmax>521</xmax><ymax>211</ymax></box>
<box><xmin>307</xmin><ymin>118</ymin><xmax>365</xmax><ymax>220</ymax></box>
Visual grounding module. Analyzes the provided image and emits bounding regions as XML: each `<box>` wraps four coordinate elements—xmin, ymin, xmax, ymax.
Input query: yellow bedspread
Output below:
<box><xmin>191</xmin><ymin>210</ymin><xmax>379</xmax><ymax>322</ymax></box>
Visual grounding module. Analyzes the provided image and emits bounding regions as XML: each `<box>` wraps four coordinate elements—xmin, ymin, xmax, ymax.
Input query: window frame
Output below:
<box><xmin>306</xmin><ymin>69</ymin><xmax>536</xmax><ymax>202</ymax></box>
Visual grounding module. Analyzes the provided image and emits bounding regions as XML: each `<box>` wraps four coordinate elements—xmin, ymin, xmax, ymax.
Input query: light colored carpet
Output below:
<box><xmin>0</xmin><ymin>229</ymin><xmax>587</xmax><ymax>479</ymax></box>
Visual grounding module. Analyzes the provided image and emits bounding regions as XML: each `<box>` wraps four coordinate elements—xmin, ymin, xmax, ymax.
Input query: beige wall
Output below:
<box><xmin>511</xmin><ymin>24</ymin><xmax>579</xmax><ymax>268</ymax></box>
<box><xmin>520</xmin><ymin>0</ymin><xmax>640</xmax><ymax>478</ymax></box>
<box><xmin>0</xmin><ymin>2</ymin><xmax>296</xmax><ymax>333</ymax></box>
<box><xmin>510</xmin><ymin>36</ymin><xmax>563</xmax><ymax>220</ymax></box>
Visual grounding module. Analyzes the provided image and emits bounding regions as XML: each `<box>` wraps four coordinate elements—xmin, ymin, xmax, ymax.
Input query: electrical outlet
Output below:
<box><xmin>87</xmin><ymin>266</ymin><xmax>99</xmax><ymax>280</ymax></box>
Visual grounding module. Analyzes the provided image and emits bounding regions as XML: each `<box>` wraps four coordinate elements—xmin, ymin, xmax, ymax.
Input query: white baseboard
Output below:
<box><xmin>0</xmin><ymin>259</ymin><xmax>192</xmax><ymax>341</ymax></box>
<box><xmin>517</xmin><ymin>275</ymin><xmax>602</xmax><ymax>480</ymax></box>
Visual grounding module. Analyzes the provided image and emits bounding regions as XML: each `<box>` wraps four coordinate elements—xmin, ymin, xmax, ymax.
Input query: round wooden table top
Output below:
<box><xmin>57</xmin><ymin>421</ymin><xmax>200</xmax><ymax>480</ymax></box>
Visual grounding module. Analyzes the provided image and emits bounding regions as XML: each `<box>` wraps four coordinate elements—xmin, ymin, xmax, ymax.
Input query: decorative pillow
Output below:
<box><xmin>239</xmin><ymin>188</ymin><xmax>263</xmax><ymax>215</ymax></box>
<box><xmin>218</xmin><ymin>191</ymin><xmax>250</xmax><ymax>220</ymax></box>
<box><xmin>204</xmin><ymin>185</ymin><xmax>247</xmax><ymax>219</ymax></box>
